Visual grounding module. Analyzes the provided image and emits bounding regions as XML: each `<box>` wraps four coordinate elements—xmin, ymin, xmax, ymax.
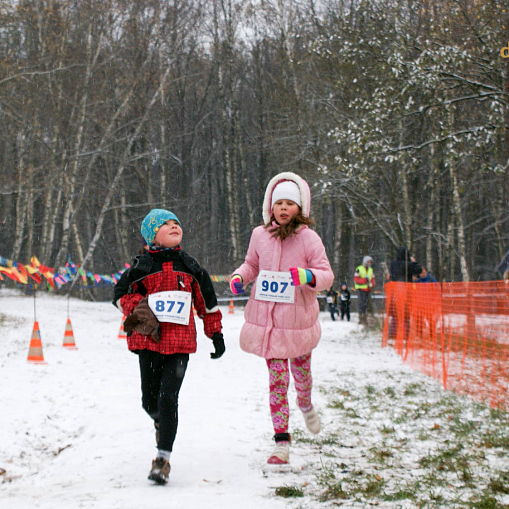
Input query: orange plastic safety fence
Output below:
<box><xmin>382</xmin><ymin>281</ymin><xmax>509</xmax><ymax>411</ymax></box>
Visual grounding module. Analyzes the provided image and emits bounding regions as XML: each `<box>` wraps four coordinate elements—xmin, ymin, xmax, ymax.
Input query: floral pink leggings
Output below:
<box><xmin>266</xmin><ymin>353</ymin><xmax>313</xmax><ymax>435</ymax></box>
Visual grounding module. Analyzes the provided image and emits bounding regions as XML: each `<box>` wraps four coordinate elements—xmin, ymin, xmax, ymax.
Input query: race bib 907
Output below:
<box><xmin>255</xmin><ymin>270</ymin><xmax>295</xmax><ymax>304</ymax></box>
<box><xmin>148</xmin><ymin>291</ymin><xmax>192</xmax><ymax>326</ymax></box>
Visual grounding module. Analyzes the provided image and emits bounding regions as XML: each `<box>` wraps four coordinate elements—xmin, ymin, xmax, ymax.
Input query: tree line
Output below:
<box><xmin>0</xmin><ymin>0</ymin><xmax>507</xmax><ymax>298</ymax></box>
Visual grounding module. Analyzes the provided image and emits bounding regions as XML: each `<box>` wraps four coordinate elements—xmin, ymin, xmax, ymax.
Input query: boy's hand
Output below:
<box><xmin>230</xmin><ymin>275</ymin><xmax>245</xmax><ymax>295</ymax></box>
<box><xmin>210</xmin><ymin>332</ymin><xmax>225</xmax><ymax>359</ymax></box>
<box><xmin>123</xmin><ymin>297</ymin><xmax>161</xmax><ymax>342</ymax></box>
<box><xmin>289</xmin><ymin>267</ymin><xmax>313</xmax><ymax>286</ymax></box>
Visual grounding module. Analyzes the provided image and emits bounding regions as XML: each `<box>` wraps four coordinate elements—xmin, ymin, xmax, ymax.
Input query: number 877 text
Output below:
<box><xmin>155</xmin><ymin>300</ymin><xmax>185</xmax><ymax>313</ymax></box>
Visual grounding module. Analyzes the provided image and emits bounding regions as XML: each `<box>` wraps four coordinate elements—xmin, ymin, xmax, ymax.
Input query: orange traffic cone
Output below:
<box><xmin>118</xmin><ymin>315</ymin><xmax>127</xmax><ymax>340</ymax></box>
<box><xmin>27</xmin><ymin>321</ymin><xmax>46</xmax><ymax>364</ymax></box>
<box><xmin>63</xmin><ymin>318</ymin><xmax>78</xmax><ymax>349</ymax></box>
<box><xmin>229</xmin><ymin>299</ymin><xmax>234</xmax><ymax>314</ymax></box>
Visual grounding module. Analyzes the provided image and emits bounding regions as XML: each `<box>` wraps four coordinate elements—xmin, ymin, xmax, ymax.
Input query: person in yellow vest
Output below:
<box><xmin>354</xmin><ymin>256</ymin><xmax>375</xmax><ymax>324</ymax></box>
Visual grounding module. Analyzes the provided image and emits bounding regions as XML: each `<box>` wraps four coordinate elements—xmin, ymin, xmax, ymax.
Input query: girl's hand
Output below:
<box><xmin>289</xmin><ymin>267</ymin><xmax>314</xmax><ymax>286</ymax></box>
<box><xmin>230</xmin><ymin>274</ymin><xmax>245</xmax><ymax>294</ymax></box>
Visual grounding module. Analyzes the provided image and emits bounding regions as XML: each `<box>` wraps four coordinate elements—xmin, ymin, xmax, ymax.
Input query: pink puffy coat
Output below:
<box><xmin>233</xmin><ymin>172</ymin><xmax>334</xmax><ymax>359</ymax></box>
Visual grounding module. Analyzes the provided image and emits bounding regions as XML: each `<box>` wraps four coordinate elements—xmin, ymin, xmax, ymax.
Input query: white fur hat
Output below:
<box><xmin>262</xmin><ymin>172</ymin><xmax>311</xmax><ymax>224</ymax></box>
<box><xmin>270</xmin><ymin>181</ymin><xmax>302</xmax><ymax>209</ymax></box>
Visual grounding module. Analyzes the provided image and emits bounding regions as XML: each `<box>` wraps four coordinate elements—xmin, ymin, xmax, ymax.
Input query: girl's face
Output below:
<box><xmin>273</xmin><ymin>199</ymin><xmax>300</xmax><ymax>226</ymax></box>
<box><xmin>153</xmin><ymin>220</ymin><xmax>182</xmax><ymax>248</ymax></box>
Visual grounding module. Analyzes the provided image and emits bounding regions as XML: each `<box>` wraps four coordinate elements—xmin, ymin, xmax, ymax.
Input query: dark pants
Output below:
<box><xmin>340</xmin><ymin>301</ymin><xmax>350</xmax><ymax>321</ymax></box>
<box><xmin>138</xmin><ymin>350</ymin><xmax>189</xmax><ymax>452</ymax></box>
<box><xmin>358</xmin><ymin>291</ymin><xmax>370</xmax><ymax>320</ymax></box>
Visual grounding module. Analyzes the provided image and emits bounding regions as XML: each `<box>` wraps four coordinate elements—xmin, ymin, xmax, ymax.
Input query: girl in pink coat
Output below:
<box><xmin>230</xmin><ymin>172</ymin><xmax>334</xmax><ymax>465</ymax></box>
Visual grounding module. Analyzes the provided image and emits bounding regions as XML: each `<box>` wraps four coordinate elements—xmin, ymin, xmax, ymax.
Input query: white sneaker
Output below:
<box><xmin>267</xmin><ymin>442</ymin><xmax>290</xmax><ymax>464</ymax></box>
<box><xmin>300</xmin><ymin>405</ymin><xmax>321</xmax><ymax>434</ymax></box>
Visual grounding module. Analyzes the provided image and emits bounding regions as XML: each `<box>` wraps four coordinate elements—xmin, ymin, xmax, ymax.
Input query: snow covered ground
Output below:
<box><xmin>1</xmin><ymin>289</ymin><xmax>508</xmax><ymax>509</ymax></box>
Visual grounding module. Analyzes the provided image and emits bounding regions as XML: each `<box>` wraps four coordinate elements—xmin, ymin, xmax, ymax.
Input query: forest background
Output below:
<box><xmin>1</xmin><ymin>0</ymin><xmax>508</xmax><ymax>299</ymax></box>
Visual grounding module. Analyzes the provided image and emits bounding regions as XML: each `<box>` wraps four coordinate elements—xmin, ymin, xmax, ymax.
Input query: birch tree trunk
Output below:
<box><xmin>25</xmin><ymin>163</ymin><xmax>34</xmax><ymax>257</ymax></box>
<box><xmin>214</xmin><ymin>0</ymin><xmax>242</xmax><ymax>263</ymax></box>
<box><xmin>41</xmin><ymin>21</ymin><xmax>68</xmax><ymax>262</ymax></box>
<box><xmin>447</xmin><ymin>215</ymin><xmax>456</xmax><ymax>281</ymax></box>
<box><xmin>54</xmin><ymin>22</ymin><xmax>100</xmax><ymax>268</ymax></box>
<box><xmin>236</xmin><ymin>106</ymin><xmax>254</xmax><ymax>230</ymax></box>
<box><xmin>73</xmin><ymin>66</ymin><xmax>172</xmax><ymax>282</ymax></box>
<box><xmin>449</xmin><ymin>162</ymin><xmax>469</xmax><ymax>282</ymax></box>
<box><xmin>276</xmin><ymin>0</ymin><xmax>300</xmax><ymax>104</ymax></box>
<box><xmin>332</xmin><ymin>199</ymin><xmax>342</xmax><ymax>279</ymax></box>
<box><xmin>447</xmin><ymin>109</ymin><xmax>469</xmax><ymax>282</ymax></box>
<box><xmin>426</xmin><ymin>145</ymin><xmax>436</xmax><ymax>272</ymax></box>
<box><xmin>398</xmin><ymin>120</ymin><xmax>412</xmax><ymax>251</ymax></box>
<box><xmin>11</xmin><ymin>132</ymin><xmax>28</xmax><ymax>260</ymax></box>
<box><xmin>437</xmin><ymin>200</ymin><xmax>444</xmax><ymax>283</ymax></box>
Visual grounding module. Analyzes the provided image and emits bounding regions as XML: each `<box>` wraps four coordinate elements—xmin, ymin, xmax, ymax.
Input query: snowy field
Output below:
<box><xmin>1</xmin><ymin>289</ymin><xmax>508</xmax><ymax>509</ymax></box>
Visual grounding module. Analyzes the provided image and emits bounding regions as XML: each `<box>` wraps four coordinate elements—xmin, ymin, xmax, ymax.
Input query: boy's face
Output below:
<box><xmin>273</xmin><ymin>199</ymin><xmax>300</xmax><ymax>226</ymax></box>
<box><xmin>153</xmin><ymin>220</ymin><xmax>182</xmax><ymax>248</ymax></box>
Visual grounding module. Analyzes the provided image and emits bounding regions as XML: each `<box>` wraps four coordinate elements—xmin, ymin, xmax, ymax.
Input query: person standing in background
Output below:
<box><xmin>354</xmin><ymin>256</ymin><xmax>375</xmax><ymax>325</ymax></box>
<box><xmin>417</xmin><ymin>266</ymin><xmax>437</xmax><ymax>283</ymax></box>
<box><xmin>339</xmin><ymin>282</ymin><xmax>351</xmax><ymax>321</ymax></box>
<box><xmin>389</xmin><ymin>247</ymin><xmax>421</xmax><ymax>283</ymax></box>
<box><xmin>326</xmin><ymin>286</ymin><xmax>339</xmax><ymax>321</ymax></box>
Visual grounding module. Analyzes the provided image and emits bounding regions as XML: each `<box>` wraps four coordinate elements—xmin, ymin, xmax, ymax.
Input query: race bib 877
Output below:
<box><xmin>148</xmin><ymin>291</ymin><xmax>192</xmax><ymax>326</ymax></box>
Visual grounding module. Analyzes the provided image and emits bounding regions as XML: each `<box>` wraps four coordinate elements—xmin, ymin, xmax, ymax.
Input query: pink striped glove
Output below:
<box><xmin>230</xmin><ymin>274</ymin><xmax>245</xmax><ymax>295</ymax></box>
<box><xmin>289</xmin><ymin>267</ymin><xmax>313</xmax><ymax>286</ymax></box>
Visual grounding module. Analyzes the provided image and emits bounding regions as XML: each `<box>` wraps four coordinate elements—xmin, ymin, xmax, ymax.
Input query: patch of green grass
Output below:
<box><xmin>315</xmin><ymin>460</ymin><xmax>338</xmax><ymax>485</ymax></box>
<box><xmin>451</xmin><ymin>419</ymin><xmax>479</xmax><ymax>436</ymax></box>
<box><xmin>318</xmin><ymin>481</ymin><xmax>350</xmax><ymax>501</ymax></box>
<box><xmin>469</xmin><ymin>493</ymin><xmax>507</xmax><ymax>509</ymax></box>
<box><xmin>481</xmin><ymin>430</ymin><xmax>509</xmax><ymax>450</ymax></box>
<box><xmin>418</xmin><ymin>430</ymin><xmax>430</xmax><ymax>441</ymax></box>
<box><xmin>318</xmin><ymin>472</ymin><xmax>385</xmax><ymax>502</ymax></box>
<box><xmin>459</xmin><ymin>467</ymin><xmax>475</xmax><ymax>486</ymax></box>
<box><xmin>489</xmin><ymin>407</ymin><xmax>509</xmax><ymax>421</ymax></box>
<box><xmin>418</xmin><ymin>445</ymin><xmax>471</xmax><ymax>473</ymax></box>
<box><xmin>307</xmin><ymin>372</ymin><xmax>509</xmax><ymax>509</ymax></box>
<box><xmin>363</xmin><ymin>474</ymin><xmax>385</xmax><ymax>496</ymax></box>
<box><xmin>385</xmin><ymin>386</ymin><xmax>396</xmax><ymax>398</ymax></box>
<box><xmin>414</xmin><ymin>401</ymin><xmax>432</xmax><ymax>417</ymax></box>
<box><xmin>290</xmin><ymin>429</ymin><xmax>314</xmax><ymax>444</ymax></box>
<box><xmin>366</xmin><ymin>384</ymin><xmax>376</xmax><ymax>395</ymax></box>
<box><xmin>428</xmin><ymin>488</ymin><xmax>446</xmax><ymax>503</ymax></box>
<box><xmin>319</xmin><ymin>434</ymin><xmax>340</xmax><ymax>446</ymax></box>
<box><xmin>380</xmin><ymin>424</ymin><xmax>395</xmax><ymax>434</ymax></box>
<box><xmin>370</xmin><ymin>447</ymin><xmax>393</xmax><ymax>463</ymax></box>
<box><xmin>383</xmin><ymin>488</ymin><xmax>418</xmax><ymax>502</ymax></box>
<box><xmin>489</xmin><ymin>471</ymin><xmax>509</xmax><ymax>494</ymax></box>
<box><xmin>274</xmin><ymin>485</ymin><xmax>304</xmax><ymax>498</ymax></box>
<box><xmin>394</xmin><ymin>414</ymin><xmax>408</xmax><ymax>424</ymax></box>
<box><xmin>327</xmin><ymin>399</ymin><xmax>345</xmax><ymax>409</ymax></box>
<box><xmin>345</xmin><ymin>407</ymin><xmax>361</xmax><ymax>419</ymax></box>
<box><xmin>404</xmin><ymin>383</ymin><xmax>422</xmax><ymax>396</ymax></box>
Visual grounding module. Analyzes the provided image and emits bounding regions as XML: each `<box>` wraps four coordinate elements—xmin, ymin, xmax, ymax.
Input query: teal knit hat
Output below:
<box><xmin>141</xmin><ymin>209</ymin><xmax>180</xmax><ymax>246</ymax></box>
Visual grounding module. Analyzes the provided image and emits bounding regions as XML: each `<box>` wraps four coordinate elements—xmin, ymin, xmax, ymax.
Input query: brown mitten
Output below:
<box><xmin>123</xmin><ymin>297</ymin><xmax>161</xmax><ymax>343</ymax></box>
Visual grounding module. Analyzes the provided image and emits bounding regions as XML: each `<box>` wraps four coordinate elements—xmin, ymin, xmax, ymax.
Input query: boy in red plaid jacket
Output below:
<box><xmin>113</xmin><ymin>209</ymin><xmax>225</xmax><ymax>484</ymax></box>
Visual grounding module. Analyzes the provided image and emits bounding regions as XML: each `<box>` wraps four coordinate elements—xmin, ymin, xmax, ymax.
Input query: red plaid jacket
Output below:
<box><xmin>113</xmin><ymin>248</ymin><xmax>222</xmax><ymax>355</ymax></box>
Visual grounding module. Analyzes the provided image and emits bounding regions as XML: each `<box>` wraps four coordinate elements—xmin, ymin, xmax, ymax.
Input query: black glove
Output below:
<box><xmin>210</xmin><ymin>332</ymin><xmax>225</xmax><ymax>359</ymax></box>
<box><xmin>123</xmin><ymin>297</ymin><xmax>161</xmax><ymax>343</ymax></box>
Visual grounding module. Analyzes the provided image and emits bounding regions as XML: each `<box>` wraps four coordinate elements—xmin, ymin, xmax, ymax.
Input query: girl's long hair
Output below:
<box><xmin>264</xmin><ymin>211</ymin><xmax>315</xmax><ymax>240</ymax></box>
